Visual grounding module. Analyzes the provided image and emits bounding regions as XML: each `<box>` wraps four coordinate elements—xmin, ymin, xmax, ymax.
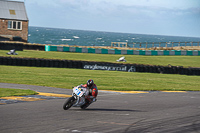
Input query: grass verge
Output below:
<box><xmin>0</xmin><ymin>65</ymin><xmax>200</xmax><ymax>91</ymax></box>
<box><xmin>0</xmin><ymin>88</ymin><xmax>38</xmax><ymax>97</ymax></box>
<box><xmin>0</xmin><ymin>50</ymin><xmax>200</xmax><ymax>68</ymax></box>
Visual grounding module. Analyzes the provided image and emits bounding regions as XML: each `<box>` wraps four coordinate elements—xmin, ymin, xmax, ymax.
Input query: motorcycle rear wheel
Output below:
<box><xmin>80</xmin><ymin>100</ymin><xmax>90</xmax><ymax>109</ymax></box>
<box><xmin>63</xmin><ymin>97</ymin><xmax>75</xmax><ymax>110</ymax></box>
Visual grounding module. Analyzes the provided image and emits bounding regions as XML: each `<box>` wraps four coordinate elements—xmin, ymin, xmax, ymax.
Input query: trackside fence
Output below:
<box><xmin>111</xmin><ymin>42</ymin><xmax>200</xmax><ymax>48</ymax></box>
<box><xmin>0</xmin><ymin>56</ymin><xmax>199</xmax><ymax>76</ymax></box>
<box><xmin>45</xmin><ymin>45</ymin><xmax>200</xmax><ymax>56</ymax></box>
<box><xmin>0</xmin><ymin>42</ymin><xmax>200</xmax><ymax>56</ymax></box>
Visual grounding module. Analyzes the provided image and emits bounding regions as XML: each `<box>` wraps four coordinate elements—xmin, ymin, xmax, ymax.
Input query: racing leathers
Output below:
<box><xmin>82</xmin><ymin>83</ymin><xmax>98</xmax><ymax>103</ymax></box>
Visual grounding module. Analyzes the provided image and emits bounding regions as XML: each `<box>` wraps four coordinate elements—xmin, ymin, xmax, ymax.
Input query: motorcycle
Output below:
<box><xmin>63</xmin><ymin>85</ymin><xmax>96</xmax><ymax>110</ymax></box>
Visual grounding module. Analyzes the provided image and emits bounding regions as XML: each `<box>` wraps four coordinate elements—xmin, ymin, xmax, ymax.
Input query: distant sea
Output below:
<box><xmin>28</xmin><ymin>26</ymin><xmax>200</xmax><ymax>48</ymax></box>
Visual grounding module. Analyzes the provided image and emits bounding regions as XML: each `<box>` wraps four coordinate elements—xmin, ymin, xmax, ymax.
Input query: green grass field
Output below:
<box><xmin>0</xmin><ymin>49</ymin><xmax>200</xmax><ymax>92</ymax></box>
<box><xmin>1</xmin><ymin>65</ymin><xmax>200</xmax><ymax>91</ymax></box>
<box><xmin>0</xmin><ymin>88</ymin><xmax>37</xmax><ymax>97</ymax></box>
<box><xmin>0</xmin><ymin>50</ymin><xmax>200</xmax><ymax>68</ymax></box>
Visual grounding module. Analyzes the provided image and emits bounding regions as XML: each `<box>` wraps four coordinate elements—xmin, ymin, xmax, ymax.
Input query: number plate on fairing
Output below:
<box><xmin>74</xmin><ymin>88</ymin><xmax>83</xmax><ymax>96</ymax></box>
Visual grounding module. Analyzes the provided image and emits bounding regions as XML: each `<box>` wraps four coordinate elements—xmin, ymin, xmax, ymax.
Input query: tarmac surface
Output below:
<box><xmin>0</xmin><ymin>83</ymin><xmax>200</xmax><ymax>133</ymax></box>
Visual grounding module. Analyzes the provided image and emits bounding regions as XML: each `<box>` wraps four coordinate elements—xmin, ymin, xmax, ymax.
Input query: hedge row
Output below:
<box><xmin>0</xmin><ymin>56</ymin><xmax>199</xmax><ymax>76</ymax></box>
<box><xmin>23</xmin><ymin>44</ymin><xmax>45</xmax><ymax>51</ymax></box>
<box><xmin>0</xmin><ymin>42</ymin><xmax>45</xmax><ymax>51</ymax></box>
<box><xmin>0</xmin><ymin>42</ymin><xmax>23</xmax><ymax>51</ymax></box>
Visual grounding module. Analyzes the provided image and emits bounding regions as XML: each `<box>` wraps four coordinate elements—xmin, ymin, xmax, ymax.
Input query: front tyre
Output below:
<box><xmin>63</xmin><ymin>97</ymin><xmax>75</xmax><ymax>110</ymax></box>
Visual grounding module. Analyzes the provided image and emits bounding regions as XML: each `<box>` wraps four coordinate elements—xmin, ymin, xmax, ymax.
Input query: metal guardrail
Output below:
<box><xmin>111</xmin><ymin>42</ymin><xmax>200</xmax><ymax>48</ymax></box>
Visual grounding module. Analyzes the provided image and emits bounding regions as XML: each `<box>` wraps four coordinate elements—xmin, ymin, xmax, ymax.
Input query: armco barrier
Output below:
<box><xmin>45</xmin><ymin>45</ymin><xmax>200</xmax><ymax>56</ymax></box>
<box><xmin>0</xmin><ymin>56</ymin><xmax>200</xmax><ymax>76</ymax></box>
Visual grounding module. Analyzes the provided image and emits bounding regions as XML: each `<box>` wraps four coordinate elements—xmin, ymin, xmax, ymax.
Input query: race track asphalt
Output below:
<box><xmin>0</xmin><ymin>83</ymin><xmax>200</xmax><ymax>133</ymax></box>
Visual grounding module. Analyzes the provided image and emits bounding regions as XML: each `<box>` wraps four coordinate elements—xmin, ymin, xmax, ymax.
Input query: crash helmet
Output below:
<box><xmin>87</xmin><ymin>79</ymin><xmax>94</xmax><ymax>88</ymax></box>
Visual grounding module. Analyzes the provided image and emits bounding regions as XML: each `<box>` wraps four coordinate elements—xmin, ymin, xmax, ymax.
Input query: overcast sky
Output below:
<box><xmin>19</xmin><ymin>0</ymin><xmax>200</xmax><ymax>37</ymax></box>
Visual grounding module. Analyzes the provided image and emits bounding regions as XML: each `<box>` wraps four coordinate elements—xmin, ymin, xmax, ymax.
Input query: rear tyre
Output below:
<box><xmin>80</xmin><ymin>100</ymin><xmax>91</xmax><ymax>110</ymax></box>
<box><xmin>63</xmin><ymin>97</ymin><xmax>75</xmax><ymax>110</ymax></box>
<box><xmin>81</xmin><ymin>103</ymin><xmax>90</xmax><ymax>109</ymax></box>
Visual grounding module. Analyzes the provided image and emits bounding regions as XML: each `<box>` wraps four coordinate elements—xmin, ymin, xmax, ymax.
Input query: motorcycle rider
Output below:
<box><xmin>81</xmin><ymin>79</ymin><xmax>98</xmax><ymax>107</ymax></box>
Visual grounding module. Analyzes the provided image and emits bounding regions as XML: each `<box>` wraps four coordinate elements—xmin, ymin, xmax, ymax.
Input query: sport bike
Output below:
<box><xmin>63</xmin><ymin>85</ymin><xmax>96</xmax><ymax>110</ymax></box>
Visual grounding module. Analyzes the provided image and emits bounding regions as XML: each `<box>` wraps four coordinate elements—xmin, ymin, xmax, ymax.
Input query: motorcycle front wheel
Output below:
<box><xmin>63</xmin><ymin>97</ymin><xmax>75</xmax><ymax>110</ymax></box>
